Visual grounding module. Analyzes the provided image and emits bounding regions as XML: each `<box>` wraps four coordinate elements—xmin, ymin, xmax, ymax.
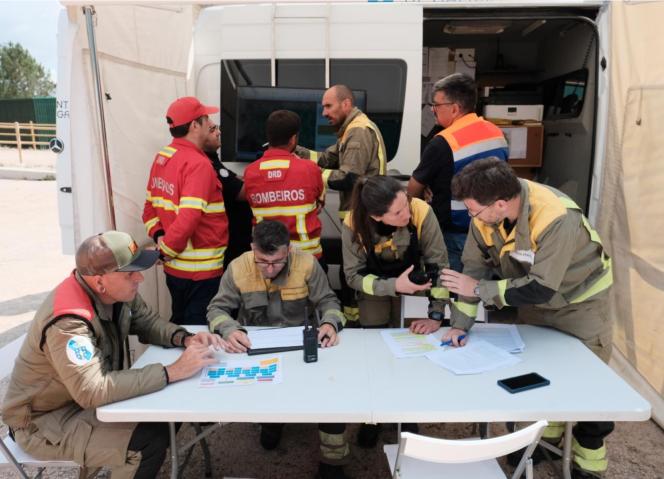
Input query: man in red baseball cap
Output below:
<box><xmin>142</xmin><ymin>97</ymin><xmax>229</xmax><ymax>325</ymax></box>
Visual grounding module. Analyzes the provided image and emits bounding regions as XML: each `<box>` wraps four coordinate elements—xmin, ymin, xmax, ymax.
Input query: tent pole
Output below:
<box><xmin>83</xmin><ymin>5</ymin><xmax>116</xmax><ymax>229</ymax></box>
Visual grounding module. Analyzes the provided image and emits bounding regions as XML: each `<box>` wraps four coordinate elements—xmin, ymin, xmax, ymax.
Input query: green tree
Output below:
<box><xmin>0</xmin><ymin>42</ymin><xmax>55</xmax><ymax>99</ymax></box>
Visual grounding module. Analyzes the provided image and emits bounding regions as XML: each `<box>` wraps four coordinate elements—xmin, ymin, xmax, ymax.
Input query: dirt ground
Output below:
<box><xmin>1</xmin><ymin>179</ymin><xmax>663</xmax><ymax>479</ymax></box>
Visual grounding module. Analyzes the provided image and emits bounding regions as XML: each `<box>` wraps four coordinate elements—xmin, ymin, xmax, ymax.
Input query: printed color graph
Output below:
<box><xmin>199</xmin><ymin>356</ymin><xmax>283</xmax><ymax>387</ymax></box>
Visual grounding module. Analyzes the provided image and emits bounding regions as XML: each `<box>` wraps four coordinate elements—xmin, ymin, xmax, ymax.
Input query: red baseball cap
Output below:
<box><xmin>166</xmin><ymin>96</ymin><xmax>219</xmax><ymax>127</ymax></box>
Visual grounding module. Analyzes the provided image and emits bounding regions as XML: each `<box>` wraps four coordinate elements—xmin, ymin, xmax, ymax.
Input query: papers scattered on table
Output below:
<box><xmin>248</xmin><ymin>326</ymin><xmax>303</xmax><ymax>349</ymax></box>
<box><xmin>426</xmin><ymin>340</ymin><xmax>521</xmax><ymax>375</ymax></box>
<box><xmin>380</xmin><ymin>328</ymin><xmax>440</xmax><ymax>358</ymax></box>
<box><xmin>199</xmin><ymin>356</ymin><xmax>282</xmax><ymax>387</ymax></box>
<box><xmin>467</xmin><ymin>323</ymin><xmax>525</xmax><ymax>353</ymax></box>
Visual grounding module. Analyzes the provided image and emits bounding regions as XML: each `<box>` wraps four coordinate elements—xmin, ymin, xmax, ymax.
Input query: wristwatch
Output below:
<box><xmin>473</xmin><ymin>283</ymin><xmax>481</xmax><ymax>298</ymax></box>
<box><xmin>172</xmin><ymin>330</ymin><xmax>194</xmax><ymax>348</ymax></box>
<box><xmin>428</xmin><ymin>310</ymin><xmax>444</xmax><ymax>321</ymax></box>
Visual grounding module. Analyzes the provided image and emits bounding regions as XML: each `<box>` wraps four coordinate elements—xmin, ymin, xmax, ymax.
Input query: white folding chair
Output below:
<box><xmin>1</xmin><ymin>435</ymin><xmax>83</xmax><ymax>479</ymax></box>
<box><xmin>384</xmin><ymin>420</ymin><xmax>547</xmax><ymax>479</ymax></box>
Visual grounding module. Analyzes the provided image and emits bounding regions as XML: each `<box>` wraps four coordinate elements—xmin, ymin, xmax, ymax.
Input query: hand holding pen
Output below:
<box><xmin>440</xmin><ymin>328</ymin><xmax>468</xmax><ymax>348</ymax></box>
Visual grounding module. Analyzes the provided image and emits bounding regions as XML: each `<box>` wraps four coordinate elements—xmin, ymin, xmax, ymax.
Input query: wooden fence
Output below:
<box><xmin>0</xmin><ymin>122</ymin><xmax>57</xmax><ymax>164</ymax></box>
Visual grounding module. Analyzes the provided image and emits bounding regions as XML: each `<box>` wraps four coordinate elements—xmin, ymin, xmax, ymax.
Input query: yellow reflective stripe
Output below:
<box><xmin>572</xmin><ymin>438</ymin><xmax>608</xmax><ymax>473</ymax></box>
<box><xmin>148</xmin><ymin>195</ymin><xmax>177</xmax><ymax>212</ymax></box>
<box><xmin>322</xmin><ymin>168</ymin><xmax>333</xmax><ymax>186</ymax></box>
<box><xmin>455</xmin><ymin>301</ymin><xmax>478</xmax><ymax>317</ymax></box>
<box><xmin>497</xmin><ymin>279</ymin><xmax>508</xmax><ymax>306</ymax></box>
<box><xmin>204</xmin><ymin>201</ymin><xmax>226</xmax><ymax>213</ymax></box>
<box><xmin>430</xmin><ymin>287</ymin><xmax>450</xmax><ymax>299</ymax></box>
<box><xmin>209</xmin><ymin>314</ymin><xmax>233</xmax><ymax>332</ymax></box>
<box><xmin>338</xmin><ymin>210</ymin><xmax>349</xmax><ymax>220</ymax></box>
<box><xmin>177</xmin><ymin>246</ymin><xmax>227</xmax><ymax>260</ymax></box>
<box><xmin>570</xmin><ymin>259</ymin><xmax>613</xmax><ymax>304</ymax></box>
<box><xmin>159</xmin><ymin>146</ymin><xmax>177</xmax><ymax>158</ymax></box>
<box><xmin>160</xmin><ymin>242</ymin><xmax>179</xmax><ymax>258</ymax></box>
<box><xmin>144</xmin><ymin>216</ymin><xmax>160</xmax><ymax>232</ymax></box>
<box><xmin>291</xmin><ymin>238</ymin><xmax>321</xmax><ymax>249</ymax></box>
<box><xmin>362</xmin><ymin>274</ymin><xmax>378</xmax><ymax>295</ymax></box>
<box><xmin>325</xmin><ymin>309</ymin><xmax>346</xmax><ymax>327</ymax></box>
<box><xmin>365</xmin><ymin>122</ymin><xmax>386</xmax><ymax>175</ymax></box>
<box><xmin>342</xmin><ymin>306</ymin><xmax>359</xmax><ymax>322</ymax></box>
<box><xmin>309</xmin><ymin>151</ymin><xmax>319</xmax><ymax>163</ymax></box>
<box><xmin>296</xmin><ymin>244</ymin><xmax>322</xmax><ymax>256</ymax></box>
<box><xmin>179</xmin><ymin>196</ymin><xmax>206</xmax><ymax>210</ymax></box>
<box><xmin>167</xmin><ymin>257</ymin><xmax>224</xmax><ymax>272</ymax></box>
<box><xmin>250</xmin><ymin>203</ymin><xmax>317</xmax><ymax>216</ymax></box>
<box><xmin>259</xmin><ymin>159</ymin><xmax>290</xmax><ymax>169</ymax></box>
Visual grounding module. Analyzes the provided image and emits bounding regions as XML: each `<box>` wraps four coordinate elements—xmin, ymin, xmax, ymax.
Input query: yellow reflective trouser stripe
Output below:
<box><xmin>322</xmin><ymin>168</ymin><xmax>333</xmax><ymax>186</ymax></box>
<box><xmin>497</xmin><ymin>279</ymin><xmax>508</xmax><ymax>306</ymax></box>
<box><xmin>167</xmin><ymin>257</ymin><xmax>224</xmax><ymax>272</ymax></box>
<box><xmin>572</xmin><ymin>438</ymin><xmax>608</xmax><ymax>473</ymax></box>
<box><xmin>259</xmin><ymin>159</ymin><xmax>290</xmax><ymax>169</ymax></box>
<box><xmin>144</xmin><ymin>216</ymin><xmax>159</xmax><ymax>232</ymax></box>
<box><xmin>570</xmin><ymin>259</ymin><xmax>613</xmax><ymax>304</ymax></box>
<box><xmin>362</xmin><ymin>275</ymin><xmax>377</xmax><ymax>295</ymax></box>
<box><xmin>430</xmin><ymin>287</ymin><xmax>450</xmax><ymax>299</ymax></box>
<box><xmin>209</xmin><ymin>314</ymin><xmax>233</xmax><ymax>333</ymax></box>
<box><xmin>542</xmin><ymin>421</ymin><xmax>565</xmax><ymax>440</ymax></box>
<box><xmin>455</xmin><ymin>301</ymin><xmax>478</xmax><ymax>317</ymax></box>
<box><xmin>318</xmin><ymin>430</ymin><xmax>350</xmax><ymax>463</ymax></box>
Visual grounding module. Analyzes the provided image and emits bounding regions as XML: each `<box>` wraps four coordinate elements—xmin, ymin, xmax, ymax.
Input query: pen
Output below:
<box><xmin>440</xmin><ymin>334</ymin><xmax>466</xmax><ymax>347</ymax></box>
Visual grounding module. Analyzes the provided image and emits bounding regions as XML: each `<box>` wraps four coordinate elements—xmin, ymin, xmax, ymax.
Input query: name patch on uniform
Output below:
<box><xmin>66</xmin><ymin>336</ymin><xmax>94</xmax><ymax>366</ymax></box>
<box><xmin>509</xmin><ymin>249</ymin><xmax>535</xmax><ymax>265</ymax></box>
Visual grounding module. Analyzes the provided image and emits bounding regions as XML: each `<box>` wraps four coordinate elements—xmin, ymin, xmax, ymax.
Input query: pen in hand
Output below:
<box><xmin>440</xmin><ymin>334</ymin><xmax>467</xmax><ymax>347</ymax></box>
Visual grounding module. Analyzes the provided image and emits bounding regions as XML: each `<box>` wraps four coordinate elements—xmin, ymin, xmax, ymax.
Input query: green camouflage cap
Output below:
<box><xmin>76</xmin><ymin>231</ymin><xmax>158</xmax><ymax>276</ymax></box>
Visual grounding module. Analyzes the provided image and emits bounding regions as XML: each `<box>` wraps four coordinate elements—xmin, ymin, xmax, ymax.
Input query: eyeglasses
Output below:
<box><xmin>208</xmin><ymin>124</ymin><xmax>219</xmax><ymax>133</ymax></box>
<box><xmin>254</xmin><ymin>260</ymin><xmax>287</xmax><ymax>268</ymax></box>
<box><xmin>467</xmin><ymin>202</ymin><xmax>494</xmax><ymax>218</ymax></box>
<box><xmin>428</xmin><ymin>102</ymin><xmax>455</xmax><ymax>110</ymax></box>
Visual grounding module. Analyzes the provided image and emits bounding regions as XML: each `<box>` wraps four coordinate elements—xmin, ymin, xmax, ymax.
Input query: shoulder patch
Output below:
<box><xmin>66</xmin><ymin>335</ymin><xmax>95</xmax><ymax>366</ymax></box>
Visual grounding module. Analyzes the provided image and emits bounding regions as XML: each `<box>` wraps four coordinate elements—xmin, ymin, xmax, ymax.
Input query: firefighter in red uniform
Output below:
<box><xmin>244</xmin><ymin>110</ymin><xmax>326</xmax><ymax>265</ymax></box>
<box><xmin>142</xmin><ymin>97</ymin><xmax>229</xmax><ymax>325</ymax></box>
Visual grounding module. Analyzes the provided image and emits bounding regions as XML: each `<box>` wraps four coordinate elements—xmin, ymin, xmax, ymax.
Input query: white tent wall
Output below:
<box><xmin>598</xmin><ymin>0</ymin><xmax>664</xmax><ymax>427</ymax></box>
<box><xmin>66</xmin><ymin>4</ymin><xmax>199</xmax><ymax>318</ymax></box>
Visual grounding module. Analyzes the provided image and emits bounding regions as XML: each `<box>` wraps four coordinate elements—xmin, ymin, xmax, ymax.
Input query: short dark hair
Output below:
<box><xmin>266</xmin><ymin>110</ymin><xmax>301</xmax><ymax>147</ymax></box>
<box><xmin>432</xmin><ymin>73</ymin><xmax>477</xmax><ymax>114</ymax></box>
<box><xmin>168</xmin><ymin>116</ymin><xmax>204</xmax><ymax>138</ymax></box>
<box><xmin>252</xmin><ymin>220</ymin><xmax>290</xmax><ymax>254</ymax></box>
<box><xmin>451</xmin><ymin>158</ymin><xmax>522</xmax><ymax>205</ymax></box>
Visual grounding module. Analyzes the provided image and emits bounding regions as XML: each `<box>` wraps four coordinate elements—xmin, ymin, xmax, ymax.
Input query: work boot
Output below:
<box><xmin>357</xmin><ymin>423</ymin><xmax>381</xmax><ymax>448</ymax></box>
<box><xmin>260</xmin><ymin>423</ymin><xmax>284</xmax><ymax>450</ymax></box>
<box><xmin>571</xmin><ymin>469</ymin><xmax>603</xmax><ymax>479</ymax></box>
<box><xmin>318</xmin><ymin>463</ymin><xmax>350</xmax><ymax>479</ymax></box>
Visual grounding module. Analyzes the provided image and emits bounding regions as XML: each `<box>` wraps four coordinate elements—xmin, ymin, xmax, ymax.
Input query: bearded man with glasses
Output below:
<box><xmin>207</xmin><ymin>220</ymin><xmax>350</xmax><ymax>479</ymax></box>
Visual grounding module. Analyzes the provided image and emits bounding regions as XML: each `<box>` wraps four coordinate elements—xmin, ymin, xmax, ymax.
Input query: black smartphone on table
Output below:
<box><xmin>497</xmin><ymin>372</ymin><xmax>550</xmax><ymax>394</ymax></box>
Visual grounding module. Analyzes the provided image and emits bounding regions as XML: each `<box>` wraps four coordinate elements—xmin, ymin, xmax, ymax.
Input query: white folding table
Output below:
<box><xmin>97</xmin><ymin>326</ymin><xmax>650</xmax><ymax>479</ymax></box>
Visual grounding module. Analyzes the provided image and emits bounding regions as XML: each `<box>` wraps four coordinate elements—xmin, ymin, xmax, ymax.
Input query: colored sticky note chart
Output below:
<box><xmin>199</xmin><ymin>356</ymin><xmax>282</xmax><ymax>388</ymax></box>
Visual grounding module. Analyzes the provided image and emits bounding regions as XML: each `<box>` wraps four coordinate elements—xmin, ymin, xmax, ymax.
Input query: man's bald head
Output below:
<box><xmin>322</xmin><ymin>84</ymin><xmax>355</xmax><ymax>128</ymax></box>
<box><xmin>328</xmin><ymin>84</ymin><xmax>355</xmax><ymax>106</ymax></box>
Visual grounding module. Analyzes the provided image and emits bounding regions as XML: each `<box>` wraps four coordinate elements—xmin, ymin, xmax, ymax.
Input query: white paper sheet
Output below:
<box><xmin>500</xmin><ymin>127</ymin><xmax>528</xmax><ymax>159</ymax></box>
<box><xmin>247</xmin><ymin>327</ymin><xmax>303</xmax><ymax>349</ymax></box>
<box><xmin>199</xmin><ymin>356</ymin><xmax>283</xmax><ymax>387</ymax></box>
<box><xmin>426</xmin><ymin>339</ymin><xmax>521</xmax><ymax>375</ymax></box>
<box><xmin>467</xmin><ymin>323</ymin><xmax>525</xmax><ymax>353</ymax></box>
<box><xmin>380</xmin><ymin>328</ymin><xmax>441</xmax><ymax>358</ymax></box>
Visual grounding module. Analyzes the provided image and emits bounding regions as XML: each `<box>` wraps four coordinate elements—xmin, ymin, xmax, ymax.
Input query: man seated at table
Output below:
<box><xmin>207</xmin><ymin>220</ymin><xmax>349</xmax><ymax>479</ymax></box>
<box><xmin>440</xmin><ymin>158</ymin><xmax>614</xmax><ymax>479</ymax></box>
<box><xmin>1</xmin><ymin>230</ymin><xmax>224</xmax><ymax>479</ymax></box>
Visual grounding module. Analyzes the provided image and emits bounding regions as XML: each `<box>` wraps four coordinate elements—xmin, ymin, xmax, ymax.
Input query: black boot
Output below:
<box><xmin>260</xmin><ymin>423</ymin><xmax>284</xmax><ymax>450</ymax></box>
<box><xmin>318</xmin><ymin>463</ymin><xmax>350</xmax><ymax>479</ymax></box>
<box><xmin>357</xmin><ymin>423</ymin><xmax>381</xmax><ymax>448</ymax></box>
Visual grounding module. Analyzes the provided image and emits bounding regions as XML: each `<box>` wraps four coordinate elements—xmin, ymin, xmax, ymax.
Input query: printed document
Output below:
<box><xmin>381</xmin><ymin>328</ymin><xmax>440</xmax><ymax>358</ymax></box>
<box><xmin>200</xmin><ymin>356</ymin><xmax>283</xmax><ymax>387</ymax></box>
<box><xmin>248</xmin><ymin>326</ymin><xmax>303</xmax><ymax>349</ymax></box>
<box><xmin>426</xmin><ymin>339</ymin><xmax>521</xmax><ymax>375</ymax></box>
<box><xmin>467</xmin><ymin>323</ymin><xmax>525</xmax><ymax>353</ymax></box>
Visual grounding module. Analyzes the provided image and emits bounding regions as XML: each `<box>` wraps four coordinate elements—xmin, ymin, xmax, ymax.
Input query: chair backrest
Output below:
<box><xmin>0</xmin><ymin>334</ymin><xmax>25</xmax><ymax>381</ymax></box>
<box><xmin>399</xmin><ymin>420</ymin><xmax>548</xmax><ymax>464</ymax></box>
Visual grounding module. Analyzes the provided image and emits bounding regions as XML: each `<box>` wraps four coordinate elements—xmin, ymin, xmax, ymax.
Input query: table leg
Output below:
<box><xmin>169</xmin><ymin>422</ymin><xmax>179</xmax><ymax>479</ymax></box>
<box><xmin>562</xmin><ymin>422</ymin><xmax>573</xmax><ymax>479</ymax></box>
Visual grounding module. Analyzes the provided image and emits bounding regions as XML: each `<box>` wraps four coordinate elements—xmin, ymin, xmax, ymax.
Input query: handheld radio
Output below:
<box><xmin>302</xmin><ymin>306</ymin><xmax>318</xmax><ymax>363</ymax></box>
